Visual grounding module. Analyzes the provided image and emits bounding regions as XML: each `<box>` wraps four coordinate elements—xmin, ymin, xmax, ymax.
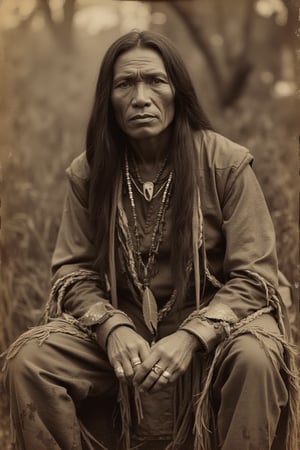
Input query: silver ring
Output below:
<box><xmin>151</xmin><ymin>364</ymin><xmax>164</xmax><ymax>376</ymax></box>
<box><xmin>161</xmin><ymin>370</ymin><xmax>172</xmax><ymax>380</ymax></box>
<box><xmin>131</xmin><ymin>358</ymin><xmax>142</xmax><ymax>367</ymax></box>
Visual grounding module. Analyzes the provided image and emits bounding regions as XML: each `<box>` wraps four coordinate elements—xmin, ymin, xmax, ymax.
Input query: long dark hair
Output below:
<box><xmin>86</xmin><ymin>30</ymin><xmax>212</xmax><ymax>301</ymax></box>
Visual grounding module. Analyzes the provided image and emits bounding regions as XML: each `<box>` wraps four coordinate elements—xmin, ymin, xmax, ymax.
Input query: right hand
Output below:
<box><xmin>106</xmin><ymin>326</ymin><xmax>151</xmax><ymax>383</ymax></box>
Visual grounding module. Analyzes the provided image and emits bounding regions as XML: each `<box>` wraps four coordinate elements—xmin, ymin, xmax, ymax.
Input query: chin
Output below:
<box><xmin>128</xmin><ymin>129</ymin><xmax>162</xmax><ymax>140</ymax></box>
<box><xmin>127</xmin><ymin>125</ymin><xmax>170</xmax><ymax>141</ymax></box>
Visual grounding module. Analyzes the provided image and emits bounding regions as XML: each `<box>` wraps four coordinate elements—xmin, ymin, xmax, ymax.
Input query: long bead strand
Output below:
<box><xmin>125</xmin><ymin>153</ymin><xmax>173</xmax><ymax>286</ymax></box>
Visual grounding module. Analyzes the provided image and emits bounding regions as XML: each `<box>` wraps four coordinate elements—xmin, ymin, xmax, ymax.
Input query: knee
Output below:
<box><xmin>4</xmin><ymin>339</ymin><xmax>43</xmax><ymax>391</ymax></box>
<box><xmin>224</xmin><ymin>333</ymin><xmax>282</xmax><ymax>379</ymax></box>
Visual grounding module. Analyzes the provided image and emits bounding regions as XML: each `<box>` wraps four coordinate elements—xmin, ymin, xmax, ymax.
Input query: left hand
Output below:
<box><xmin>133</xmin><ymin>330</ymin><xmax>200</xmax><ymax>393</ymax></box>
<box><xmin>104</xmin><ymin>326</ymin><xmax>151</xmax><ymax>384</ymax></box>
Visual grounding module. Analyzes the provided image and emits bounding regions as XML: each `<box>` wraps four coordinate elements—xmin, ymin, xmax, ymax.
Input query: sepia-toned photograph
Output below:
<box><xmin>0</xmin><ymin>1</ymin><xmax>299</xmax><ymax>449</ymax></box>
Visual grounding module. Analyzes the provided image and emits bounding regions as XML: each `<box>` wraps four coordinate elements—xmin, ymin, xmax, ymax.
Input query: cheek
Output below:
<box><xmin>164</xmin><ymin>96</ymin><xmax>175</xmax><ymax>122</ymax></box>
<box><xmin>158</xmin><ymin>88</ymin><xmax>175</xmax><ymax>120</ymax></box>
<box><xmin>114</xmin><ymin>111</ymin><xmax>123</xmax><ymax>129</ymax></box>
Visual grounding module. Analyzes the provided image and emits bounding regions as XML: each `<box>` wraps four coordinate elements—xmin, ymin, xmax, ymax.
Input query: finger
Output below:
<box><xmin>114</xmin><ymin>365</ymin><xmax>126</xmax><ymax>381</ymax></box>
<box><xmin>130</xmin><ymin>356</ymin><xmax>142</xmax><ymax>370</ymax></box>
<box><xmin>122</xmin><ymin>359</ymin><xmax>134</xmax><ymax>381</ymax></box>
<box><xmin>161</xmin><ymin>369</ymin><xmax>173</xmax><ymax>382</ymax></box>
<box><xmin>136</xmin><ymin>363</ymin><xmax>166</xmax><ymax>392</ymax></box>
<box><xmin>138</xmin><ymin>342</ymin><xmax>151</xmax><ymax>361</ymax></box>
<box><xmin>133</xmin><ymin>361</ymin><xmax>156</xmax><ymax>386</ymax></box>
<box><xmin>150</xmin><ymin>369</ymin><xmax>173</xmax><ymax>393</ymax></box>
<box><xmin>133</xmin><ymin>349</ymin><xmax>160</xmax><ymax>385</ymax></box>
<box><xmin>142</xmin><ymin>364</ymin><xmax>181</xmax><ymax>392</ymax></box>
<box><xmin>131</xmin><ymin>345</ymin><xmax>151</xmax><ymax>379</ymax></box>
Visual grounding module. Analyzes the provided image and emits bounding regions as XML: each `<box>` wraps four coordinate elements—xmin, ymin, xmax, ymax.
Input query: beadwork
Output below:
<box><xmin>130</xmin><ymin>153</ymin><xmax>169</xmax><ymax>202</ymax></box>
<box><xmin>124</xmin><ymin>153</ymin><xmax>173</xmax><ymax>286</ymax></box>
<box><xmin>124</xmin><ymin>152</ymin><xmax>177</xmax><ymax>336</ymax></box>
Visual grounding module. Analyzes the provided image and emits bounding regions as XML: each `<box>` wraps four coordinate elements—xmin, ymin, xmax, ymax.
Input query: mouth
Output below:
<box><xmin>129</xmin><ymin>113</ymin><xmax>156</xmax><ymax>121</ymax></box>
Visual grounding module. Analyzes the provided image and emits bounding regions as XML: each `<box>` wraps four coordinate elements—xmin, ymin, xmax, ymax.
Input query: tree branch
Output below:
<box><xmin>37</xmin><ymin>0</ymin><xmax>56</xmax><ymax>33</ymax></box>
<box><xmin>212</xmin><ymin>0</ymin><xmax>232</xmax><ymax>66</ymax></box>
<box><xmin>170</xmin><ymin>1</ymin><xmax>225</xmax><ymax>100</ymax></box>
<box><xmin>63</xmin><ymin>0</ymin><xmax>76</xmax><ymax>30</ymax></box>
<box><xmin>171</xmin><ymin>0</ymin><xmax>255</xmax><ymax>106</ymax></box>
<box><xmin>241</xmin><ymin>0</ymin><xmax>256</xmax><ymax>59</ymax></box>
<box><xmin>19</xmin><ymin>5</ymin><xmax>40</xmax><ymax>30</ymax></box>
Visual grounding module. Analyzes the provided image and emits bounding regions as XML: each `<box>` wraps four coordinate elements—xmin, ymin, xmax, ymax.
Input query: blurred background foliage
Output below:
<box><xmin>0</xmin><ymin>0</ymin><xmax>299</xmax><ymax>446</ymax></box>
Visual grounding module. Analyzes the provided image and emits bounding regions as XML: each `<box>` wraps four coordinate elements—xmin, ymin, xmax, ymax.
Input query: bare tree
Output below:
<box><xmin>20</xmin><ymin>0</ymin><xmax>77</xmax><ymax>47</ymax></box>
<box><xmin>39</xmin><ymin>0</ymin><xmax>76</xmax><ymax>46</ymax></box>
<box><xmin>170</xmin><ymin>0</ymin><xmax>255</xmax><ymax>107</ymax></box>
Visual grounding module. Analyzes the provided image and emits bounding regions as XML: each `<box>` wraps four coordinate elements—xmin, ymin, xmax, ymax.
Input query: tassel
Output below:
<box><xmin>117</xmin><ymin>382</ymin><xmax>132</xmax><ymax>450</ymax></box>
<box><xmin>133</xmin><ymin>387</ymin><xmax>144</xmax><ymax>424</ymax></box>
<box><xmin>1</xmin><ymin>316</ymin><xmax>94</xmax><ymax>371</ymax></box>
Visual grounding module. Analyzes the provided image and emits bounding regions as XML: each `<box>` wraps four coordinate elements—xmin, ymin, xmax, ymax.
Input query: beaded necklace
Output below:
<box><xmin>125</xmin><ymin>153</ymin><xmax>173</xmax><ymax>284</ymax></box>
<box><xmin>125</xmin><ymin>153</ymin><xmax>174</xmax><ymax>336</ymax></box>
<box><xmin>131</xmin><ymin>154</ymin><xmax>169</xmax><ymax>202</ymax></box>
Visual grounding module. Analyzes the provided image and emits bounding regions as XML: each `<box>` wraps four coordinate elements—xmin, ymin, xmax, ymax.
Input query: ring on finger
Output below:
<box><xmin>131</xmin><ymin>358</ymin><xmax>142</xmax><ymax>367</ymax></box>
<box><xmin>151</xmin><ymin>364</ymin><xmax>164</xmax><ymax>376</ymax></box>
<box><xmin>161</xmin><ymin>370</ymin><xmax>172</xmax><ymax>380</ymax></box>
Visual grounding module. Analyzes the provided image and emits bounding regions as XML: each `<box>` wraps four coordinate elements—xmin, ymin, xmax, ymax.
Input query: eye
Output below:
<box><xmin>115</xmin><ymin>79</ymin><xmax>133</xmax><ymax>89</ymax></box>
<box><xmin>150</xmin><ymin>77</ymin><xmax>164</xmax><ymax>85</ymax></box>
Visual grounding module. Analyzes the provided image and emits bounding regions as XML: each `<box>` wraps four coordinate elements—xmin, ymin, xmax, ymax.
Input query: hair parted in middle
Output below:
<box><xmin>86</xmin><ymin>30</ymin><xmax>212</xmax><ymax>302</ymax></box>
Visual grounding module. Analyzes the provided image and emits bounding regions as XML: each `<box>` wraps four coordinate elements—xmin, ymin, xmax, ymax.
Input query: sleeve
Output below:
<box><xmin>179</xmin><ymin>161</ymin><xmax>279</xmax><ymax>353</ymax></box>
<box><xmin>51</xmin><ymin>155</ymin><xmax>135</xmax><ymax>348</ymax></box>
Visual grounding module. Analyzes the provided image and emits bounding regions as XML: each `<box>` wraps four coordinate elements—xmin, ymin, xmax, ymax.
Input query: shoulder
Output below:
<box><xmin>65</xmin><ymin>152</ymin><xmax>90</xmax><ymax>205</ymax></box>
<box><xmin>66</xmin><ymin>151</ymin><xmax>90</xmax><ymax>181</ymax></box>
<box><xmin>194</xmin><ymin>130</ymin><xmax>254</xmax><ymax>170</ymax></box>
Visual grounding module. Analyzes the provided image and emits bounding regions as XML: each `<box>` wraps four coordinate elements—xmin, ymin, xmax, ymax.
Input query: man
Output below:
<box><xmin>4</xmin><ymin>30</ymin><xmax>297</xmax><ymax>450</ymax></box>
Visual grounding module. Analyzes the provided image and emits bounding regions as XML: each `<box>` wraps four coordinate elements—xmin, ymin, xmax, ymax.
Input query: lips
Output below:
<box><xmin>129</xmin><ymin>113</ymin><xmax>156</xmax><ymax>121</ymax></box>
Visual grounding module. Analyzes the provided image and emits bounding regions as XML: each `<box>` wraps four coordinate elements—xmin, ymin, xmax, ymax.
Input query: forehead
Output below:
<box><xmin>113</xmin><ymin>47</ymin><xmax>167</xmax><ymax>77</ymax></box>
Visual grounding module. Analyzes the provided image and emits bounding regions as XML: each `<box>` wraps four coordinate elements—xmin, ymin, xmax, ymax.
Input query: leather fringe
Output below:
<box><xmin>1</xmin><ymin>315</ymin><xmax>95</xmax><ymax>372</ymax></box>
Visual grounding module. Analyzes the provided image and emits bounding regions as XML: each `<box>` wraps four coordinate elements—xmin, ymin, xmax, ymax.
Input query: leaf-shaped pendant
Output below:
<box><xmin>142</xmin><ymin>286</ymin><xmax>158</xmax><ymax>335</ymax></box>
<box><xmin>143</xmin><ymin>182</ymin><xmax>154</xmax><ymax>202</ymax></box>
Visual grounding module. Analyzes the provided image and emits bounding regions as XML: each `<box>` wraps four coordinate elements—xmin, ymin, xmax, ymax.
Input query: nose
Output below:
<box><xmin>131</xmin><ymin>82</ymin><xmax>151</xmax><ymax>108</ymax></box>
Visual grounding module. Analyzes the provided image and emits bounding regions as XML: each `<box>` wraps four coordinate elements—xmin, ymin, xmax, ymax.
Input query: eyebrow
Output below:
<box><xmin>113</xmin><ymin>70</ymin><xmax>168</xmax><ymax>83</ymax></box>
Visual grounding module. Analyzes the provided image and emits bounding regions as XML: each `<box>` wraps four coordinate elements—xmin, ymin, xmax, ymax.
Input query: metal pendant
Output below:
<box><xmin>143</xmin><ymin>181</ymin><xmax>154</xmax><ymax>202</ymax></box>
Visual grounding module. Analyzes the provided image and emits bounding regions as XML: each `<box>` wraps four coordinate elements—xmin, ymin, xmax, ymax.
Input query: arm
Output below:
<box><xmin>179</xmin><ymin>162</ymin><xmax>279</xmax><ymax>353</ymax></box>
<box><xmin>50</xmin><ymin>153</ymin><xmax>135</xmax><ymax>348</ymax></box>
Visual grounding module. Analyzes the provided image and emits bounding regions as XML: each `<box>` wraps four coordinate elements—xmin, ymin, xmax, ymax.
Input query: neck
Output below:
<box><xmin>128</xmin><ymin>127</ymin><xmax>171</xmax><ymax>167</ymax></box>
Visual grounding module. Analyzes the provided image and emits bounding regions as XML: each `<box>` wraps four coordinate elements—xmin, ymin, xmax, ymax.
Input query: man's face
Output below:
<box><xmin>111</xmin><ymin>47</ymin><xmax>175</xmax><ymax>141</ymax></box>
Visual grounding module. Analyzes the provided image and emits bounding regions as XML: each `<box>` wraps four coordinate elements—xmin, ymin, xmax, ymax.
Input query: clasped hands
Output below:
<box><xmin>104</xmin><ymin>326</ymin><xmax>200</xmax><ymax>393</ymax></box>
